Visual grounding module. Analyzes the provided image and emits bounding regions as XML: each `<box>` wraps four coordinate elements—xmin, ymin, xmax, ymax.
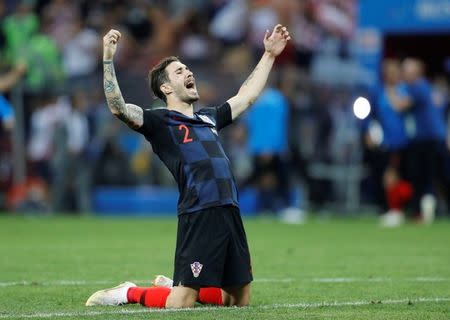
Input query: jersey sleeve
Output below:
<box><xmin>201</xmin><ymin>103</ymin><xmax>232</xmax><ymax>131</ymax></box>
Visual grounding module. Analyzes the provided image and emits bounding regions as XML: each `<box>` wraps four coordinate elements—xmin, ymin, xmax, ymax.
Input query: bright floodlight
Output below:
<box><xmin>353</xmin><ymin>97</ymin><xmax>371</xmax><ymax>120</ymax></box>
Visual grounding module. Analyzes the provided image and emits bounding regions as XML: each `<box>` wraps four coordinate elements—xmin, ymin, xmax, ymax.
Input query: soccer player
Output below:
<box><xmin>374</xmin><ymin>59</ymin><xmax>412</xmax><ymax>227</ymax></box>
<box><xmin>86</xmin><ymin>24</ymin><xmax>290</xmax><ymax>309</ymax></box>
<box><xmin>401</xmin><ymin>59</ymin><xmax>446</xmax><ymax>223</ymax></box>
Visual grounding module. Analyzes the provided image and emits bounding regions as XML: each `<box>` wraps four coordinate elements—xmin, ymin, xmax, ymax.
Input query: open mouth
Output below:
<box><xmin>185</xmin><ymin>78</ymin><xmax>195</xmax><ymax>89</ymax></box>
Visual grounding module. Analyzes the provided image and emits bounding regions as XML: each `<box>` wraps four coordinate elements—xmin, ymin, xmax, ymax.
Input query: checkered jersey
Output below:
<box><xmin>135</xmin><ymin>103</ymin><xmax>238</xmax><ymax>214</ymax></box>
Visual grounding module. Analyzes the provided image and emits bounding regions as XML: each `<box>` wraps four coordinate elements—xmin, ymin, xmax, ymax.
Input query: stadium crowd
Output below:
<box><xmin>0</xmin><ymin>0</ymin><xmax>449</xmax><ymax>220</ymax></box>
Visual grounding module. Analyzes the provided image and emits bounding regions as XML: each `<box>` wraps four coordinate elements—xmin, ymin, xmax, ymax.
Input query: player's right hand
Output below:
<box><xmin>103</xmin><ymin>29</ymin><xmax>121</xmax><ymax>61</ymax></box>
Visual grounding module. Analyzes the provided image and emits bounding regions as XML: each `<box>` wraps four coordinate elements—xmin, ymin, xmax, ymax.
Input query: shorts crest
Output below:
<box><xmin>190</xmin><ymin>261</ymin><xmax>203</xmax><ymax>278</ymax></box>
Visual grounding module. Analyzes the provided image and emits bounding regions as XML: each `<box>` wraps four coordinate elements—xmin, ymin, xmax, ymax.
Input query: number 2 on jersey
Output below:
<box><xmin>178</xmin><ymin>124</ymin><xmax>193</xmax><ymax>143</ymax></box>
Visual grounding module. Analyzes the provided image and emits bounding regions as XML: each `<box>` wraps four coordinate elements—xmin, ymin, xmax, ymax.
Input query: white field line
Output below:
<box><xmin>0</xmin><ymin>277</ymin><xmax>449</xmax><ymax>288</ymax></box>
<box><xmin>0</xmin><ymin>297</ymin><xmax>448</xmax><ymax>319</ymax></box>
<box><xmin>311</xmin><ymin>277</ymin><xmax>450</xmax><ymax>283</ymax></box>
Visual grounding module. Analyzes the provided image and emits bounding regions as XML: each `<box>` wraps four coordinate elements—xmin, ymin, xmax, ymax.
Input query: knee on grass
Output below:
<box><xmin>222</xmin><ymin>285</ymin><xmax>251</xmax><ymax>307</ymax></box>
<box><xmin>165</xmin><ymin>286</ymin><xmax>198</xmax><ymax>308</ymax></box>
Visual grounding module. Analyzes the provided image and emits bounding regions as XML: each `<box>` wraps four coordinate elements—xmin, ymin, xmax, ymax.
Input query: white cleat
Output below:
<box><xmin>421</xmin><ymin>194</ymin><xmax>436</xmax><ymax>225</ymax></box>
<box><xmin>380</xmin><ymin>210</ymin><xmax>405</xmax><ymax>228</ymax></box>
<box><xmin>152</xmin><ymin>275</ymin><xmax>173</xmax><ymax>288</ymax></box>
<box><xmin>85</xmin><ymin>281</ymin><xmax>136</xmax><ymax>306</ymax></box>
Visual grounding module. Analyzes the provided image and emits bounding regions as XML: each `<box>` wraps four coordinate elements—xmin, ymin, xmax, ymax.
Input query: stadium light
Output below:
<box><xmin>353</xmin><ymin>97</ymin><xmax>371</xmax><ymax>120</ymax></box>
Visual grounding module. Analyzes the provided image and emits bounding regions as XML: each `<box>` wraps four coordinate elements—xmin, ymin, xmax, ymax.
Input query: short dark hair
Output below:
<box><xmin>149</xmin><ymin>56</ymin><xmax>179</xmax><ymax>103</ymax></box>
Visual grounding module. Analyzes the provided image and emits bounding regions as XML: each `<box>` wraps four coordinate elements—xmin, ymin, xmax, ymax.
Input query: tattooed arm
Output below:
<box><xmin>227</xmin><ymin>24</ymin><xmax>290</xmax><ymax>120</ymax></box>
<box><xmin>103</xmin><ymin>29</ymin><xmax>143</xmax><ymax>129</ymax></box>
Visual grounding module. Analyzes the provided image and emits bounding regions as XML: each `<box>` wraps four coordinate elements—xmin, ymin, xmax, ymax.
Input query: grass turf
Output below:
<box><xmin>0</xmin><ymin>215</ymin><xmax>449</xmax><ymax>319</ymax></box>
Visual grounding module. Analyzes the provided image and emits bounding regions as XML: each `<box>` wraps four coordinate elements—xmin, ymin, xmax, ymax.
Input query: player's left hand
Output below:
<box><xmin>264</xmin><ymin>24</ymin><xmax>291</xmax><ymax>57</ymax></box>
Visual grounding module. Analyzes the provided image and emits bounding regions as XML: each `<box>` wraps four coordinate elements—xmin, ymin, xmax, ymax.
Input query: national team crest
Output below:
<box><xmin>190</xmin><ymin>261</ymin><xmax>203</xmax><ymax>278</ymax></box>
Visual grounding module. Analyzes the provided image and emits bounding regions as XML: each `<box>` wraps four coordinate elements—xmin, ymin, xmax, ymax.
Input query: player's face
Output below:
<box><xmin>402</xmin><ymin>59</ymin><xmax>421</xmax><ymax>83</ymax></box>
<box><xmin>165</xmin><ymin>61</ymin><xmax>199</xmax><ymax>104</ymax></box>
<box><xmin>383</xmin><ymin>62</ymin><xmax>400</xmax><ymax>84</ymax></box>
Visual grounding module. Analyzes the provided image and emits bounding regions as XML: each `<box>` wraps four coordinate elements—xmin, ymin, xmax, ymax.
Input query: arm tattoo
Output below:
<box><xmin>104</xmin><ymin>79</ymin><xmax>115</xmax><ymax>93</ymax></box>
<box><xmin>116</xmin><ymin>104</ymin><xmax>143</xmax><ymax>129</ymax></box>
<box><xmin>103</xmin><ymin>61</ymin><xmax>142</xmax><ymax>128</ymax></box>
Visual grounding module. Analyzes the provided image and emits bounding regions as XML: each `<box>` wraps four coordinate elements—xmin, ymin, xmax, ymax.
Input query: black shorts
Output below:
<box><xmin>173</xmin><ymin>205</ymin><xmax>253</xmax><ymax>288</ymax></box>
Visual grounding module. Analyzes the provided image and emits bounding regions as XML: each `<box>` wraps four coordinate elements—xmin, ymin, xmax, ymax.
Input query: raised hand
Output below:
<box><xmin>103</xmin><ymin>29</ymin><xmax>121</xmax><ymax>61</ymax></box>
<box><xmin>263</xmin><ymin>24</ymin><xmax>291</xmax><ymax>57</ymax></box>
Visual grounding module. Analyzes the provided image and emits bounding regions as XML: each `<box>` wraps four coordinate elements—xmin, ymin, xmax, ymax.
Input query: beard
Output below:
<box><xmin>178</xmin><ymin>87</ymin><xmax>199</xmax><ymax>104</ymax></box>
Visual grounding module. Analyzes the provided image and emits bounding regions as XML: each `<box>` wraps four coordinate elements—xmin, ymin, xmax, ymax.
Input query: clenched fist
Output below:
<box><xmin>103</xmin><ymin>29</ymin><xmax>121</xmax><ymax>61</ymax></box>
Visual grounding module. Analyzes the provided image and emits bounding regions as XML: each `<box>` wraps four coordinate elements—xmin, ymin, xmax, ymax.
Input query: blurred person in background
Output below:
<box><xmin>27</xmin><ymin>92</ymin><xmax>69</xmax><ymax>191</ymax></box>
<box><xmin>431</xmin><ymin>75</ymin><xmax>450</xmax><ymax>215</ymax></box>
<box><xmin>367</xmin><ymin>59</ymin><xmax>412</xmax><ymax>227</ymax></box>
<box><xmin>0</xmin><ymin>62</ymin><xmax>27</xmax><ymax>209</ymax></box>
<box><xmin>401</xmin><ymin>58</ymin><xmax>447</xmax><ymax>223</ymax></box>
<box><xmin>243</xmin><ymin>79</ymin><xmax>290</xmax><ymax>216</ymax></box>
<box><xmin>52</xmin><ymin>91</ymin><xmax>90</xmax><ymax>213</ymax></box>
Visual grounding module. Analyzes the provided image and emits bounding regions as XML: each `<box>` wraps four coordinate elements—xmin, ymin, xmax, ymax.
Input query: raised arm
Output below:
<box><xmin>103</xmin><ymin>29</ymin><xmax>143</xmax><ymax>129</ymax></box>
<box><xmin>387</xmin><ymin>87</ymin><xmax>412</xmax><ymax>112</ymax></box>
<box><xmin>227</xmin><ymin>24</ymin><xmax>290</xmax><ymax>120</ymax></box>
<box><xmin>0</xmin><ymin>63</ymin><xmax>27</xmax><ymax>93</ymax></box>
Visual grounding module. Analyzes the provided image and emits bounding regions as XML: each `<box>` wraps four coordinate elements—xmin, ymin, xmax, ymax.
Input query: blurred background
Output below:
<box><xmin>0</xmin><ymin>0</ymin><xmax>449</xmax><ymax>222</ymax></box>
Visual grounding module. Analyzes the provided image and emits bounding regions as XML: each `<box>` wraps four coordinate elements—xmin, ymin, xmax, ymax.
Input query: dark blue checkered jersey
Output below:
<box><xmin>135</xmin><ymin>103</ymin><xmax>238</xmax><ymax>214</ymax></box>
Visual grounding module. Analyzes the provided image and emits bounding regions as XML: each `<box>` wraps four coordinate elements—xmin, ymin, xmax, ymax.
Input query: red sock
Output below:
<box><xmin>198</xmin><ymin>287</ymin><xmax>223</xmax><ymax>305</ymax></box>
<box><xmin>127</xmin><ymin>287</ymin><xmax>148</xmax><ymax>304</ymax></box>
<box><xmin>127</xmin><ymin>287</ymin><xmax>171</xmax><ymax>308</ymax></box>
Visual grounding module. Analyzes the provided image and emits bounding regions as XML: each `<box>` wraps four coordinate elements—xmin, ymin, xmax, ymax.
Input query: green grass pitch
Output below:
<box><xmin>0</xmin><ymin>215</ymin><xmax>449</xmax><ymax>319</ymax></box>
